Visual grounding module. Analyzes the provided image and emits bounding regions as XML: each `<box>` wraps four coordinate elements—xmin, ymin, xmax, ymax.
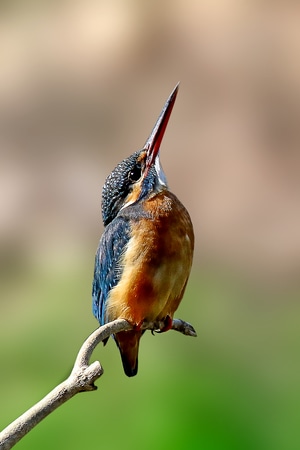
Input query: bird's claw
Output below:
<box><xmin>154</xmin><ymin>315</ymin><xmax>173</xmax><ymax>334</ymax></box>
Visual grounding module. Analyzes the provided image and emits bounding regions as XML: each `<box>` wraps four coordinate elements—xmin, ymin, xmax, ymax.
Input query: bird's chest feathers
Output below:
<box><xmin>106</xmin><ymin>192</ymin><xmax>193</xmax><ymax>324</ymax></box>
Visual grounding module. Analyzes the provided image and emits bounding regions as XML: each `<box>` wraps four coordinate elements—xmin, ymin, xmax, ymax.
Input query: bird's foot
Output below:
<box><xmin>155</xmin><ymin>315</ymin><xmax>173</xmax><ymax>333</ymax></box>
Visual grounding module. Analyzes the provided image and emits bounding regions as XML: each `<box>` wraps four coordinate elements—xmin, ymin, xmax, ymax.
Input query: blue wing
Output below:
<box><xmin>92</xmin><ymin>216</ymin><xmax>131</xmax><ymax>326</ymax></box>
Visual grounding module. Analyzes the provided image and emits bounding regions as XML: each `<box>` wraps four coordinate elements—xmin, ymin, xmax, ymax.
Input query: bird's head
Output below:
<box><xmin>101</xmin><ymin>84</ymin><xmax>179</xmax><ymax>226</ymax></box>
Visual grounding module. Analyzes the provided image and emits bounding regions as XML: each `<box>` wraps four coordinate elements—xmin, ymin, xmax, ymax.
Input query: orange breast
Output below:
<box><xmin>106</xmin><ymin>190</ymin><xmax>194</xmax><ymax>325</ymax></box>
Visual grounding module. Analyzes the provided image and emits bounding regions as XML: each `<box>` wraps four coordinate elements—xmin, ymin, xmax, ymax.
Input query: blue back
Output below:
<box><xmin>92</xmin><ymin>216</ymin><xmax>131</xmax><ymax>325</ymax></box>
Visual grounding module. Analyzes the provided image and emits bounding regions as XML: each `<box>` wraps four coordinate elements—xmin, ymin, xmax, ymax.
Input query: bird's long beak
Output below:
<box><xmin>144</xmin><ymin>83</ymin><xmax>179</xmax><ymax>172</ymax></box>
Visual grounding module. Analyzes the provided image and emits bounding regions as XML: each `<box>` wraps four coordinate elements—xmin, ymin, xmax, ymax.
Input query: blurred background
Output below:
<box><xmin>0</xmin><ymin>1</ymin><xmax>300</xmax><ymax>449</ymax></box>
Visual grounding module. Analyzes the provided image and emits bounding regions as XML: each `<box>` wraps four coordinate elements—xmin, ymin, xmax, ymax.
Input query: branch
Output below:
<box><xmin>0</xmin><ymin>318</ymin><xmax>196</xmax><ymax>449</ymax></box>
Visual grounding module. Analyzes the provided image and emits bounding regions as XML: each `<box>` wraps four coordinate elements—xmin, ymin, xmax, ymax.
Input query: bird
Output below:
<box><xmin>92</xmin><ymin>84</ymin><xmax>194</xmax><ymax>377</ymax></box>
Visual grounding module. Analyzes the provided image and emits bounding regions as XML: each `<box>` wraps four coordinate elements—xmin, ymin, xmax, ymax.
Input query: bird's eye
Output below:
<box><xmin>128</xmin><ymin>164</ymin><xmax>142</xmax><ymax>183</ymax></box>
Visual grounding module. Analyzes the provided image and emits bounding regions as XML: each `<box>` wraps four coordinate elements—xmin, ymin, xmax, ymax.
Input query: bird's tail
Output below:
<box><xmin>115</xmin><ymin>330</ymin><xmax>143</xmax><ymax>377</ymax></box>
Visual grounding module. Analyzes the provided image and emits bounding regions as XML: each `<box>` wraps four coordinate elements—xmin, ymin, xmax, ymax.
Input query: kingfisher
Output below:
<box><xmin>92</xmin><ymin>84</ymin><xmax>194</xmax><ymax>377</ymax></box>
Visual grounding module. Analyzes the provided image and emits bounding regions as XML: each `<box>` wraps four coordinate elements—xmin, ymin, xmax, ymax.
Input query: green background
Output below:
<box><xmin>1</xmin><ymin>261</ymin><xmax>299</xmax><ymax>450</ymax></box>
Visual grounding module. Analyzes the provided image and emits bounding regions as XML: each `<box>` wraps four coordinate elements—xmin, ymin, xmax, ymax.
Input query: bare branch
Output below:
<box><xmin>0</xmin><ymin>318</ymin><xmax>196</xmax><ymax>450</ymax></box>
<box><xmin>169</xmin><ymin>318</ymin><xmax>197</xmax><ymax>336</ymax></box>
<box><xmin>72</xmin><ymin>319</ymin><xmax>132</xmax><ymax>370</ymax></box>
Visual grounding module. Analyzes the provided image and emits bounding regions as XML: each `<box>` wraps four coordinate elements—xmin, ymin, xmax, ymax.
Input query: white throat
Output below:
<box><xmin>155</xmin><ymin>154</ymin><xmax>168</xmax><ymax>187</ymax></box>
